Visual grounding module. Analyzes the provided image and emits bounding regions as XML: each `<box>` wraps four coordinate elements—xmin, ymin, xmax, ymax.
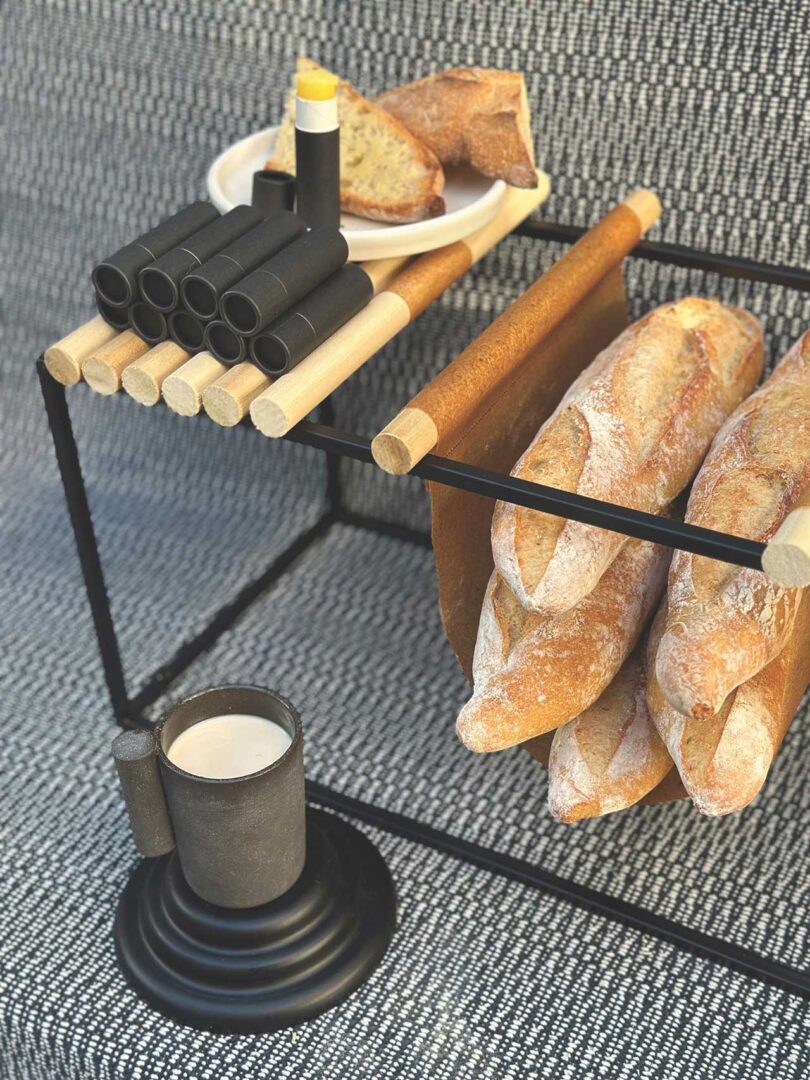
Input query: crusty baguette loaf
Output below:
<box><xmin>547</xmin><ymin>614</ymin><xmax>672</xmax><ymax>823</ymax></box>
<box><xmin>648</xmin><ymin>592</ymin><xmax>810</xmax><ymax>816</ymax></box>
<box><xmin>491</xmin><ymin>298</ymin><xmax>763</xmax><ymax>614</ymax></box>
<box><xmin>655</xmin><ymin>331</ymin><xmax>810</xmax><ymax>718</ymax></box>
<box><xmin>377</xmin><ymin>67</ymin><xmax>537</xmax><ymax>188</ymax></box>
<box><xmin>456</xmin><ymin>536</ymin><xmax>670</xmax><ymax>753</ymax></box>
<box><xmin>267</xmin><ymin>58</ymin><xmax>445</xmax><ymax>224</ymax></box>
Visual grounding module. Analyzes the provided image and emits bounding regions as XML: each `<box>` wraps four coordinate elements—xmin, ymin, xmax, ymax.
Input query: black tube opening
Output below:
<box><xmin>140</xmin><ymin>268</ymin><xmax>179</xmax><ymax>311</ymax></box>
<box><xmin>169</xmin><ymin>311</ymin><xmax>206</xmax><ymax>352</ymax></box>
<box><xmin>250</xmin><ymin>333</ymin><xmax>289</xmax><ymax>375</ymax></box>
<box><xmin>96</xmin><ymin>295</ymin><xmax>131</xmax><ymax>330</ymax></box>
<box><xmin>181</xmin><ymin>276</ymin><xmax>219</xmax><ymax>320</ymax></box>
<box><xmin>93</xmin><ymin>263</ymin><xmax>131</xmax><ymax>307</ymax></box>
<box><xmin>205</xmin><ymin>322</ymin><xmax>245</xmax><ymax>365</ymax></box>
<box><xmin>130</xmin><ymin>303</ymin><xmax>167</xmax><ymax>343</ymax></box>
<box><xmin>221</xmin><ymin>293</ymin><xmax>261</xmax><ymax>335</ymax></box>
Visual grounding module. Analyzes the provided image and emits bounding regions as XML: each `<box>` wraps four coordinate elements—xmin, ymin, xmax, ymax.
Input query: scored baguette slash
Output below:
<box><xmin>648</xmin><ymin>592</ymin><xmax>810</xmax><ymax>816</ymax></box>
<box><xmin>656</xmin><ymin>329</ymin><xmax>810</xmax><ymax>719</ymax></box>
<box><xmin>455</xmin><ymin>535</ymin><xmax>670</xmax><ymax>753</ymax></box>
<box><xmin>268</xmin><ymin>58</ymin><xmax>446</xmax><ymax>224</ymax></box>
<box><xmin>547</xmin><ymin>616</ymin><xmax>672</xmax><ymax>824</ymax></box>
<box><xmin>491</xmin><ymin>297</ymin><xmax>764</xmax><ymax>615</ymax></box>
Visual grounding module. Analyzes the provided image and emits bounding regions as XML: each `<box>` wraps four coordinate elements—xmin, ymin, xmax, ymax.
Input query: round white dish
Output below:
<box><xmin>206</xmin><ymin>125</ymin><xmax>507</xmax><ymax>261</ymax></box>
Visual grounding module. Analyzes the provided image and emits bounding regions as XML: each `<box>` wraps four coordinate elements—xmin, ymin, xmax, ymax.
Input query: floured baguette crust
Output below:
<box><xmin>456</xmin><ymin>537</ymin><xmax>670</xmax><ymax>752</ymax></box>
<box><xmin>268</xmin><ymin>58</ymin><xmax>445</xmax><ymax>224</ymax></box>
<box><xmin>491</xmin><ymin>298</ymin><xmax>763</xmax><ymax>614</ymax></box>
<box><xmin>648</xmin><ymin>592</ymin><xmax>810</xmax><ymax>816</ymax></box>
<box><xmin>548</xmin><ymin>614</ymin><xmax>672</xmax><ymax>823</ymax></box>
<box><xmin>656</xmin><ymin>331</ymin><xmax>810</xmax><ymax>717</ymax></box>
<box><xmin>377</xmin><ymin>67</ymin><xmax>537</xmax><ymax>188</ymax></box>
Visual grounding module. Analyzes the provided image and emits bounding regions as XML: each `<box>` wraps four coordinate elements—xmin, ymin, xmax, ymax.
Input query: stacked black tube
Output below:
<box><xmin>92</xmin><ymin>200</ymin><xmax>374</xmax><ymax>374</ymax></box>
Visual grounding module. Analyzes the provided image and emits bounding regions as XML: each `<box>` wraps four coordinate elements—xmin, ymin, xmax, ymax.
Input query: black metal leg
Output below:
<box><xmin>37</xmin><ymin>359</ymin><xmax>133</xmax><ymax>726</ymax></box>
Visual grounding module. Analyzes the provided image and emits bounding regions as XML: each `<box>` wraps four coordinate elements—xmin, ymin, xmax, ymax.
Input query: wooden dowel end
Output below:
<box><xmin>82</xmin><ymin>330</ymin><xmax>149</xmax><ymax>395</ymax></box>
<box><xmin>762</xmin><ymin>508</ymin><xmax>810</xmax><ymax>587</ymax></box>
<box><xmin>371</xmin><ymin>408</ymin><xmax>439</xmax><ymax>474</ymax></box>
<box><xmin>44</xmin><ymin>316</ymin><xmax>118</xmax><ymax>386</ymax></box>
<box><xmin>162</xmin><ymin>352</ymin><xmax>227</xmax><ymax>416</ymax></box>
<box><xmin>623</xmin><ymin>188</ymin><xmax>661</xmax><ymax>234</ymax></box>
<box><xmin>122</xmin><ymin>341</ymin><xmax>190</xmax><ymax>406</ymax></box>
<box><xmin>203</xmin><ymin>363</ymin><xmax>271</xmax><ymax>427</ymax></box>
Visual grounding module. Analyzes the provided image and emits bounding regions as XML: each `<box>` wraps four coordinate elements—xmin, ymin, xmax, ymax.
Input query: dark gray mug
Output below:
<box><xmin>113</xmin><ymin>685</ymin><xmax>305</xmax><ymax>909</ymax></box>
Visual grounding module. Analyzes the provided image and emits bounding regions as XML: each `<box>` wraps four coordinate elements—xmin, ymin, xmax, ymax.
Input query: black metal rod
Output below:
<box><xmin>283</xmin><ymin>422</ymin><xmax>766</xmax><ymax>571</ymax></box>
<box><xmin>514</xmin><ymin>219</ymin><xmax>810</xmax><ymax>293</ymax></box>
<box><xmin>307</xmin><ymin>781</ymin><xmax>810</xmax><ymax>1001</ymax></box>
<box><xmin>36</xmin><ymin>359</ymin><xmax>132</xmax><ymax>724</ymax></box>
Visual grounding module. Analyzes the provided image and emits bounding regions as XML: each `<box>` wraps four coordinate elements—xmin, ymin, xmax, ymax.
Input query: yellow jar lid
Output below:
<box><xmin>296</xmin><ymin>71</ymin><xmax>339</xmax><ymax>101</ymax></box>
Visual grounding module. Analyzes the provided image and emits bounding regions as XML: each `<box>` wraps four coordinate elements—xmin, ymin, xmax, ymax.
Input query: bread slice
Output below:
<box><xmin>378</xmin><ymin>67</ymin><xmax>537</xmax><ymax>188</ymax></box>
<box><xmin>267</xmin><ymin>58</ymin><xmax>445</xmax><ymax>224</ymax></box>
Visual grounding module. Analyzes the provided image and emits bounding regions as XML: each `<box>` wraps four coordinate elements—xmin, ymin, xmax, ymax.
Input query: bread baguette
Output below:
<box><xmin>655</xmin><ymin>331</ymin><xmax>810</xmax><ymax>718</ymax></box>
<box><xmin>268</xmin><ymin>58</ymin><xmax>445</xmax><ymax>224</ymax></box>
<box><xmin>456</xmin><ymin>536</ymin><xmax>670</xmax><ymax>753</ymax></box>
<box><xmin>547</xmin><ymin>615</ymin><xmax>672</xmax><ymax>823</ymax></box>
<box><xmin>377</xmin><ymin>67</ymin><xmax>537</xmax><ymax>188</ymax></box>
<box><xmin>491</xmin><ymin>298</ymin><xmax>763</xmax><ymax>614</ymax></box>
<box><xmin>648</xmin><ymin>592</ymin><xmax>810</xmax><ymax>816</ymax></box>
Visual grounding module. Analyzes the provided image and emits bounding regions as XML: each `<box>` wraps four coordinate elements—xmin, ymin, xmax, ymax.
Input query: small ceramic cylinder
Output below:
<box><xmin>251</xmin><ymin>169</ymin><xmax>297</xmax><ymax>217</ymax></box>
<box><xmin>139</xmin><ymin>206</ymin><xmax>263</xmax><ymax>312</ymax></box>
<box><xmin>92</xmin><ymin>201</ymin><xmax>219</xmax><ymax>309</ymax></box>
<box><xmin>112</xmin><ymin>729</ymin><xmax>176</xmax><ymax>858</ymax></box>
<box><xmin>251</xmin><ymin>264</ymin><xmax>373</xmax><ymax>374</ymax></box>
<box><xmin>156</xmin><ymin>686</ymin><xmax>305</xmax><ymax>909</ymax></box>
<box><xmin>180</xmin><ymin>212</ymin><xmax>305</xmax><ymax>320</ymax></box>
<box><xmin>220</xmin><ymin>227</ymin><xmax>349</xmax><ymax>335</ymax></box>
<box><xmin>167</xmin><ymin>310</ymin><xmax>207</xmax><ymax>353</ymax></box>
<box><xmin>96</xmin><ymin>293</ymin><xmax>131</xmax><ymax>331</ymax></box>
<box><xmin>130</xmin><ymin>302</ymin><xmax>168</xmax><ymax>344</ymax></box>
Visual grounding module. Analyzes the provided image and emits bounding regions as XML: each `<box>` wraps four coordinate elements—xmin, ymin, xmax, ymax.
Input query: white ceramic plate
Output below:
<box><xmin>206</xmin><ymin>125</ymin><xmax>507</xmax><ymax>261</ymax></box>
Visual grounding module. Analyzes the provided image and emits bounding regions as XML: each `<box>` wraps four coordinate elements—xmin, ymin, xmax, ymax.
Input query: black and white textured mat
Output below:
<box><xmin>3</xmin><ymin>0</ymin><xmax>810</xmax><ymax>1075</ymax></box>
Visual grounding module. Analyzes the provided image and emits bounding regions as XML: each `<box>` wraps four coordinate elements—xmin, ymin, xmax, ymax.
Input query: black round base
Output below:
<box><xmin>115</xmin><ymin>808</ymin><xmax>396</xmax><ymax>1033</ymax></box>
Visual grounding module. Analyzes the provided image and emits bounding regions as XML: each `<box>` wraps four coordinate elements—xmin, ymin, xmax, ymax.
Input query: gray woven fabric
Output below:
<box><xmin>4</xmin><ymin>0</ymin><xmax>810</xmax><ymax>1074</ymax></box>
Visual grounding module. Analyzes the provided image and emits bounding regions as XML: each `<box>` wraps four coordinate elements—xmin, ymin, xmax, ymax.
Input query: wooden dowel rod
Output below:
<box><xmin>203</xmin><ymin>363</ymin><xmax>272</xmax><ymax>427</ymax></box>
<box><xmin>82</xmin><ymin>330</ymin><xmax>150</xmax><ymax>395</ymax></box>
<box><xmin>762</xmin><ymin>508</ymin><xmax>810</xmax><ymax>586</ymax></box>
<box><xmin>162</xmin><ymin>352</ymin><xmax>227</xmax><ymax>416</ymax></box>
<box><xmin>122</xmin><ymin>341</ymin><xmax>191</xmax><ymax>406</ymax></box>
<box><xmin>250</xmin><ymin>173</ymin><xmax>552</xmax><ymax>438</ymax></box>
<box><xmin>361</xmin><ymin>255</ymin><xmax>410</xmax><ymax>293</ymax></box>
<box><xmin>371</xmin><ymin>187</ymin><xmax>662</xmax><ymax>474</ymax></box>
<box><xmin>44</xmin><ymin>316</ymin><xmax>118</xmax><ymax>386</ymax></box>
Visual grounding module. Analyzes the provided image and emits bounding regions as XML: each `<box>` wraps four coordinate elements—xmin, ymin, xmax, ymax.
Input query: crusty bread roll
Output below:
<box><xmin>655</xmin><ymin>331</ymin><xmax>810</xmax><ymax>718</ymax></box>
<box><xmin>377</xmin><ymin>67</ymin><xmax>537</xmax><ymax>188</ymax></box>
<box><xmin>491</xmin><ymin>298</ymin><xmax>763</xmax><ymax>614</ymax></box>
<box><xmin>547</xmin><ymin>614</ymin><xmax>672</xmax><ymax>823</ymax></box>
<box><xmin>456</xmin><ymin>536</ymin><xmax>670</xmax><ymax>753</ymax></box>
<box><xmin>268</xmin><ymin>59</ymin><xmax>445</xmax><ymax>224</ymax></box>
<box><xmin>648</xmin><ymin>593</ymin><xmax>810</xmax><ymax>816</ymax></box>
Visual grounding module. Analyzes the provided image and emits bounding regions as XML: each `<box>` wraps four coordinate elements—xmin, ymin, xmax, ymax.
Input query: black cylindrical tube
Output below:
<box><xmin>112</xmin><ymin>730</ymin><xmax>176</xmax><ymax>858</ymax></box>
<box><xmin>138</xmin><ymin>205</ymin><xmax>263</xmax><ymax>313</ymax></box>
<box><xmin>96</xmin><ymin>292</ymin><xmax>131</xmax><ymax>330</ymax></box>
<box><xmin>156</xmin><ymin>686</ymin><xmax>305</xmax><ymax>909</ymax></box>
<box><xmin>130</xmin><ymin>302</ymin><xmax>168</xmax><ymax>344</ymax></box>
<box><xmin>220</xmin><ymin>226</ymin><xmax>349</xmax><ymax>336</ymax></box>
<box><xmin>251</xmin><ymin>169</ymin><xmax>297</xmax><ymax>217</ymax></box>
<box><xmin>168</xmin><ymin>310</ymin><xmax>207</xmax><ymax>353</ymax></box>
<box><xmin>250</xmin><ymin>264</ymin><xmax>373</xmax><ymax>375</ymax></box>
<box><xmin>92</xmin><ymin>201</ymin><xmax>218</xmax><ymax>309</ymax></box>
<box><xmin>179</xmin><ymin>212</ymin><xmax>306</xmax><ymax>320</ymax></box>
<box><xmin>204</xmin><ymin>320</ymin><xmax>248</xmax><ymax>365</ymax></box>
<box><xmin>296</xmin><ymin>128</ymin><xmax>340</xmax><ymax>228</ymax></box>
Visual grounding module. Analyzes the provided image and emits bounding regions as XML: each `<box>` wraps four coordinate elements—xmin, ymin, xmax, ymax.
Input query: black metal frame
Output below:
<box><xmin>36</xmin><ymin>221</ymin><xmax>810</xmax><ymax>1002</ymax></box>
